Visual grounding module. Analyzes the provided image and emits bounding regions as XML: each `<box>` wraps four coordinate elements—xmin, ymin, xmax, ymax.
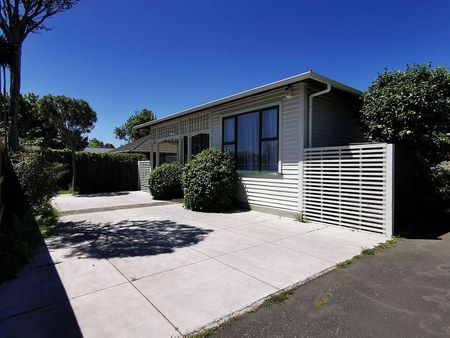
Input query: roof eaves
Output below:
<box><xmin>134</xmin><ymin>71</ymin><xmax>361</xmax><ymax>129</ymax></box>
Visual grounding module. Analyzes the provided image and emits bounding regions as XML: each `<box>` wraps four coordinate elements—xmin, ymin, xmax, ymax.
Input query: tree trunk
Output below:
<box><xmin>8</xmin><ymin>43</ymin><xmax>21</xmax><ymax>153</ymax></box>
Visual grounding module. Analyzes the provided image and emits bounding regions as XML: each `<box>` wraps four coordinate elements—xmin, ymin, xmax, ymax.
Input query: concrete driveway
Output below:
<box><xmin>0</xmin><ymin>192</ymin><xmax>388</xmax><ymax>337</ymax></box>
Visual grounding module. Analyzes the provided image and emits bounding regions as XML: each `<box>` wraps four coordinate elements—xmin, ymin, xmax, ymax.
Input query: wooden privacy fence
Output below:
<box><xmin>302</xmin><ymin>143</ymin><xmax>394</xmax><ymax>235</ymax></box>
<box><xmin>75</xmin><ymin>160</ymin><xmax>139</xmax><ymax>193</ymax></box>
<box><xmin>138</xmin><ymin>160</ymin><xmax>151</xmax><ymax>192</ymax></box>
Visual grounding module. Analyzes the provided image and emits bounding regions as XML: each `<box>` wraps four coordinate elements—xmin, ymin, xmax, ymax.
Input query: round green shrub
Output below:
<box><xmin>148</xmin><ymin>162</ymin><xmax>183</xmax><ymax>200</ymax></box>
<box><xmin>182</xmin><ymin>148</ymin><xmax>238</xmax><ymax>212</ymax></box>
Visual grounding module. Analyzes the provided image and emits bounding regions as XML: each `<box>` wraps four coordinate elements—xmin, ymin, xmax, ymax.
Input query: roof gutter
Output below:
<box><xmin>308</xmin><ymin>81</ymin><xmax>331</xmax><ymax>147</ymax></box>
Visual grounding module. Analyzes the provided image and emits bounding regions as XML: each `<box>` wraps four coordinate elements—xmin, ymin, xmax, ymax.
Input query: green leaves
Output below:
<box><xmin>149</xmin><ymin>162</ymin><xmax>184</xmax><ymax>200</ymax></box>
<box><xmin>114</xmin><ymin>108</ymin><xmax>156</xmax><ymax>142</ymax></box>
<box><xmin>361</xmin><ymin>64</ymin><xmax>450</xmax><ymax>166</ymax></box>
<box><xmin>182</xmin><ymin>148</ymin><xmax>238</xmax><ymax>212</ymax></box>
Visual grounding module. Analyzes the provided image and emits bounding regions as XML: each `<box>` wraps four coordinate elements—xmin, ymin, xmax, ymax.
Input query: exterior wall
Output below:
<box><xmin>311</xmin><ymin>89</ymin><xmax>365</xmax><ymax>147</ymax></box>
<box><xmin>147</xmin><ymin>83</ymin><xmax>364</xmax><ymax>216</ymax></box>
<box><xmin>210</xmin><ymin>84</ymin><xmax>304</xmax><ymax>214</ymax></box>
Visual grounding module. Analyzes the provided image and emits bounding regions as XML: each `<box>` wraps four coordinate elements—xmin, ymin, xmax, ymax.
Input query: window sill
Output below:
<box><xmin>238</xmin><ymin>171</ymin><xmax>283</xmax><ymax>179</ymax></box>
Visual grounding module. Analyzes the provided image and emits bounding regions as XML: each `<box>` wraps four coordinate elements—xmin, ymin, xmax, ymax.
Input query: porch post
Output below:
<box><xmin>149</xmin><ymin>142</ymin><xmax>154</xmax><ymax>169</ymax></box>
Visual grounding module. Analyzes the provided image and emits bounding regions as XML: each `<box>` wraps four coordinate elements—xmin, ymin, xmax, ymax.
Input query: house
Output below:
<box><xmin>134</xmin><ymin>71</ymin><xmax>374</xmax><ymax>220</ymax></box>
<box><xmin>112</xmin><ymin>134</ymin><xmax>178</xmax><ymax>163</ymax></box>
<box><xmin>83</xmin><ymin>147</ymin><xmax>114</xmax><ymax>153</ymax></box>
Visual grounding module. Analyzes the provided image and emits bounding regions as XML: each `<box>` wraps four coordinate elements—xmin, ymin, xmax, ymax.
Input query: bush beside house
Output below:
<box><xmin>182</xmin><ymin>148</ymin><xmax>238</xmax><ymax>212</ymax></box>
<box><xmin>360</xmin><ymin>64</ymin><xmax>450</xmax><ymax>228</ymax></box>
<box><xmin>148</xmin><ymin>162</ymin><xmax>183</xmax><ymax>200</ymax></box>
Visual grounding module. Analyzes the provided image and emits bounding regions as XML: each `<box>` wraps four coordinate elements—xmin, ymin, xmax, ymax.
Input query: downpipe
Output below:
<box><xmin>308</xmin><ymin>82</ymin><xmax>331</xmax><ymax>147</ymax></box>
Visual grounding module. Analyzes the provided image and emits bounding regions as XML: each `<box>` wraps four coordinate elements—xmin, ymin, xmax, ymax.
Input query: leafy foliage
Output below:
<box><xmin>38</xmin><ymin>95</ymin><xmax>97</xmax><ymax>152</ymax></box>
<box><xmin>1</xmin><ymin>93</ymin><xmax>98</xmax><ymax>150</ymax></box>
<box><xmin>114</xmin><ymin>108</ymin><xmax>156</xmax><ymax>142</ymax></box>
<box><xmin>0</xmin><ymin>230</ymin><xmax>30</xmax><ymax>282</ymax></box>
<box><xmin>88</xmin><ymin>138</ymin><xmax>115</xmax><ymax>148</ymax></box>
<box><xmin>182</xmin><ymin>148</ymin><xmax>238</xmax><ymax>212</ymax></box>
<box><xmin>11</xmin><ymin>148</ymin><xmax>66</xmax><ymax>213</ymax></box>
<box><xmin>431</xmin><ymin>161</ymin><xmax>450</xmax><ymax>211</ymax></box>
<box><xmin>0</xmin><ymin>0</ymin><xmax>79</xmax><ymax>152</ymax></box>
<box><xmin>149</xmin><ymin>162</ymin><xmax>184</xmax><ymax>200</ymax></box>
<box><xmin>75</xmin><ymin>151</ymin><xmax>146</xmax><ymax>162</ymax></box>
<box><xmin>360</xmin><ymin>64</ymin><xmax>450</xmax><ymax>166</ymax></box>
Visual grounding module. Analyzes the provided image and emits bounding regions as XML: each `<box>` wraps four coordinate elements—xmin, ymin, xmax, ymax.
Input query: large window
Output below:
<box><xmin>222</xmin><ymin>106</ymin><xmax>279</xmax><ymax>172</ymax></box>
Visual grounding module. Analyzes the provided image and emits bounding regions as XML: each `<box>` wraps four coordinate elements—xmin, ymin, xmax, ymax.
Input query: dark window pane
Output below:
<box><xmin>262</xmin><ymin>108</ymin><xmax>278</xmax><ymax>139</ymax></box>
<box><xmin>223</xmin><ymin>117</ymin><xmax>235</xmax><ymax>143</ymax></box>
<box><xmin>261</xmin><ymin>140</ymin><xmax>278</xmax><ymax>172</ymax></box>
<box><xmin>224</xmin><ymin>144</ymin><xmax>235</xmax><ymax>157</ymax></box>
<box><xmin>183</xmin><ymin>136</ymin><xmax>188</xmax><ymax>163</ymax></box>
<box><xmin>192</xmin><ymin>133</ymin><xmax>209</xmax><ymax>156</ymax></box>
<box><xmin>237</xmin><ymin>112</ymin><xmax>259</xmax><ymax>171</ymax></box>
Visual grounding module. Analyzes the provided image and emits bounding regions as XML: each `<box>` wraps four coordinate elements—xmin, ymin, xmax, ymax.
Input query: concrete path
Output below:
<box><xmin>53</xmin><ymin>191</ymin><xmax>161</xmax><ymax>214</ymax></box>
<box><xmin>0</xmin><ymin>196</ymin><xmax>388</xmax><ymax>337</ymax></box>
<box><xmin>213</xmin><ymin>231</ymin><xmax>450</xmax><ymax>338</ymax></box>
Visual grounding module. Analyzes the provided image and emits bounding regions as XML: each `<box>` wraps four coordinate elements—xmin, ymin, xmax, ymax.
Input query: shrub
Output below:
<box><xmin>42</xmin><ymin>148</ymin><xmax>72</xmax><ymax>189</ymax></box>
<box><xmin>149</xmin><ymin>162</ymin><xmax>184</xmax><ymax>200</ymax></box>
<box><xmin>431</xmin><ymin>161</ymin><xmax>450</xmax><ymax>211</ymax></box>
<box><xmin>360</xmin><ymin>64</ymin><xmax>450</xmax><ymax>167</ymax></box>
<box><xmin>182</xmin><ymin>148</ymin><xmax>238</xmax><ymax>212</ymax></box>
<box><xmin>0</xmin><ymin>231</ymin><xmax>30</xmax><ymax>282</ymax></box>
<box><xmin>11</xmin><ymin>149</ymin><xmax>66</xmax><ymax>213</ymax></box>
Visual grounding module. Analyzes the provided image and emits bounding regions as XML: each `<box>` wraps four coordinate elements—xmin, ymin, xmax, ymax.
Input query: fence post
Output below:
<box><xmin>385</xmin><ymin>144</ymin><xmax>395</xmax><ymax>237</ymax></box>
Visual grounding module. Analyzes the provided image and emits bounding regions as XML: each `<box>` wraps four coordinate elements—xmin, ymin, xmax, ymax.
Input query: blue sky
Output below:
<box><xmin>21</xmin><ymin>0</ymin><xmax>450</xmax><ymax>147</ymax></box>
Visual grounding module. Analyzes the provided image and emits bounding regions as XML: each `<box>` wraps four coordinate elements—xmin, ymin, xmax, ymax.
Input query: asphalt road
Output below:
<box><xmin>214</xmin><ymin>229</ymin><xmax>450</xmax><ymax>338</ymax></box>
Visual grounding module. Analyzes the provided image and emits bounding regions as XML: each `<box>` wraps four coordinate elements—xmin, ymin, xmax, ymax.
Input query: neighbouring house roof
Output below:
<box><xmin>84</xmin><ymin>147</ymin><xmax>114</xmax><ymax>153</ymax></box>
<box><xmin>113</xmin><ymin>135</ymin><xmax>177</xmax><ymax>153</ymax></box>
<box><xmin>134</xmin><ymin>70</ymin><xmax>362</xmax><ymax>129</ymax></box>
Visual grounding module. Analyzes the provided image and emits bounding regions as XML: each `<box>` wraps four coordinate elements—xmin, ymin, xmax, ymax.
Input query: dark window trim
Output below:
<box><xmin>222</xmin><ymin>106</ymin><xmax>279</xmax><ymax>172</ymax></box>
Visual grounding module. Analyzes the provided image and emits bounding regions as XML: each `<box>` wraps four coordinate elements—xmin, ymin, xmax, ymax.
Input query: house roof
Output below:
<box><xmin>112</xmin><ymin>135</ymin><xmax>177</xmax><ymax>153</ymax></box>
<box><xmin>84</xmin><ymin>147</ymin><xmax>114</xmax><ymax>153</ymax></box>
<box><xmin>134</xmin><ymin>70</ymin><xmax>362</xmax><ymax>129</ymax></box>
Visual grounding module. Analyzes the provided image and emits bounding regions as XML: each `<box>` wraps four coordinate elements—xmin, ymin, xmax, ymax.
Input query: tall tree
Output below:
<box><xmin>38</xmin><ymin>95</ymin><xmax>97</xmax><ymax>188</ymax></box>
<box><xmin>0</xmin><ymin>0</ymin><xmax>79</xmax><ymax>152</ymax></box>
<box><xmin>88</xmin><ymin>137</ymin><xmax>114</xmax><ymax>148</ymax></box>
<box><xmin>114</xmin><ymin>108</ymin><xmax>156</xmax><ymax>142</ymax></box>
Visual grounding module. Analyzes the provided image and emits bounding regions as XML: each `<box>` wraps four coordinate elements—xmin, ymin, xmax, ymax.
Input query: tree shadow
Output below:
<box><xmin>73</xmin><ymin>191</ymin><xmax>131</xmax><ymax>198</ymax></box>
<box><xmin>48</xmin><ymin>219</ymin><xmax>214</xmax><ymax>259</ymax></box>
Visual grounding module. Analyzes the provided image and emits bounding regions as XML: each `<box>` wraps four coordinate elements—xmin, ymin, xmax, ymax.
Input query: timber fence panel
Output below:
<box><xmin>303</xmin><ymin>143</ymin><xmax>394</xmax><ymax>235</ymax></box>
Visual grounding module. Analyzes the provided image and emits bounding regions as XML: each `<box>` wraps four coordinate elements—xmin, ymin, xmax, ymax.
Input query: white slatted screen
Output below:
<box><xmin>138</xmin><ymin>161</ymin><xmax>151</xmax><ymax>192</ymax></box>
<box><xmin>303</xmin><ymin>143</ymin><xmax>394</xmax><ymax>235</ymax></box>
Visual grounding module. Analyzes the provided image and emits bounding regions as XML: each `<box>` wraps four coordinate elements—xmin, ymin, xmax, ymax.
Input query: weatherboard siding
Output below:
<box><xmin>210</xmin><ymin>84</ymin><xmax>303</xmax><ymax>213</ymax></box>
<box><xmin>311</xmin><ymin>90</ymin><xmax>365</xmax><ymax>147</ymax></box>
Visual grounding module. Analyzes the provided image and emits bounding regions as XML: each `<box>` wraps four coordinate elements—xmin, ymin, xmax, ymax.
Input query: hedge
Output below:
<box><xmin>42</xmin><ymin>149</ymin><xmax>146</xmax><ymax>190</ymax></box>
<box><xmin>75</xmin><ymin>151</ymin><xmax>146</xmax><ymax>162</ymax></box>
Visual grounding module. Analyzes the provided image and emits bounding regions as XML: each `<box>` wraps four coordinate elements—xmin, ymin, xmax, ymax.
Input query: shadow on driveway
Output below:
<box><xmin>0</xmin><ymin>242</ymin><xmax>83</xmax><ymax>338</ymax></box>
<box><xmin>0</xmin><ymin>217</ymin><xmax>213</xmax><ymax>337</ymax></box>
<box><xmin>49</xmin><ymin>219</ymin><xmax>214</xmax><ymax>258</ymax></box>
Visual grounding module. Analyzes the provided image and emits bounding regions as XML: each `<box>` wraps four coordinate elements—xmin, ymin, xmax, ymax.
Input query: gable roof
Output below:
<box><xmin>112</xmin><ymin>135</ymin><xmax>177</xmax><ymax>153</ymax></box>
<box><xmin>134</xmin><ymin>70</ymin><xmax>361</xmax><ymax>129</ymax></box>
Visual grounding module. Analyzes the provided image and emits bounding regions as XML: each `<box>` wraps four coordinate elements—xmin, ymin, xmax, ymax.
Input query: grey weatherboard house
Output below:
<box><xmin>133</xmin><ymin>71</ymin><xmax>374</xmax><ymax>220</ymax></box>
